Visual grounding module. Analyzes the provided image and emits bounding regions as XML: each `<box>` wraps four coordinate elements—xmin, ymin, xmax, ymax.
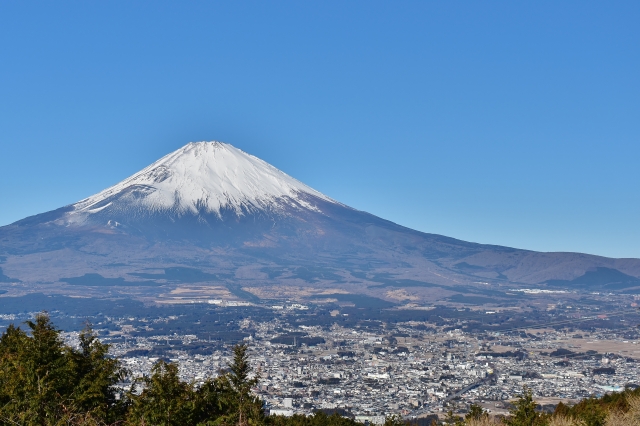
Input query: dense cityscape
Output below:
<box><xmin>29</xmin><ymin>295</ymin><xmax>636</xmax><ymax>423</ymax></box>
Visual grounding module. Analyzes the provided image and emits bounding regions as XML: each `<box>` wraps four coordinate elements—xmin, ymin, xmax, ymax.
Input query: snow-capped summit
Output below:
<box><xmin>71</xmin><ymin>142</ymin><xmax>336</xmax><ymax>221</ymax></box>
<box><xmin>3</xmin><ymin>139</ymin><xmax>640</xmax><ymax>296</ymax></box>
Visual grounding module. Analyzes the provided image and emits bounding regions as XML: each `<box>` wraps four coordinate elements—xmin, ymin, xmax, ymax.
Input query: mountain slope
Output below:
<box><xmin>1</xmin><ymin>141</ymin><xmax>639</xmax><ymax>303</ymax></box>
<box><xmin>71</xmin><ymin>142</ymin><xmax>336</xmax><ymax>222</ymax></box>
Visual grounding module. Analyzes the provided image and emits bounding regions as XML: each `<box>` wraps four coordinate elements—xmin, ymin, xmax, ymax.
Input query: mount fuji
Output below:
<box><xmin>71</xmin><ymin>142</ymin><xmax>336</xmax><ymax>224</ymax></box>
<box><xmin>1</xmin><ymin>141</ymin><xmax>640</xmax><ymax>304</ymax></box>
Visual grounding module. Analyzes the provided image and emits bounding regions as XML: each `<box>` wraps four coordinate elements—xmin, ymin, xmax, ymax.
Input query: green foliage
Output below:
<box><xmin>552</xmin><ymin>387</ymin><xmax>640</xmax><ymax>426</ymax></box>
<box><xmin>504</xmin><ymin>388</ymin><xmax>548</xmax><ymax>426</ymax></box>
<box><xmin>5</xmin><ymin>315</ymin><xmax>640</xmax><ymax>426</ymax></box>
<box><xmin>267</xmin><ymin>412</ymin><xmax>363</xmax><ymax>426</ymax></box>
<box><xmin>215</xmin><ymin>343</ymin><xmax>265</xmax><ymax>426</ymax></box>
<box><xmin>553</xmin><ymin>402</ymin><xmax>570</xmax><ymax>419</ymax></box>
<box><xmin>382</xmin><ymin>414</ymin><xmax>408</xmax><ymax>426</ymax></box>
<box><xmin>444</xmin><ymin>410</ymin><xmax>464</xmax><ymax>426</ymax></box>
<box><xmin>465</xmin><ymin>404</ymin><xmax>487</xmax><ymax>422</ymax></box>
<box><xmin>0</xmin><ymin>313</ymin><xmax>126</xmax><ymax>425</ymax></box>
<box><xmin>126</xmin><ymin>360</ymin><xmax>198</xmax><ymax>425</ymax></box>
<box><xmin>125</xmin><ymin>343</ymin><xmax>263</xmax><ymax>426</ymax></box>
<box><xmin>72</xmin><ymin>323</ymin><xmax>129</xmax><ymax>421</ymax></box>
<box><xmin>196</xmin><ymin>373</ymin><xmax>231</xmax><ymax>422</ymax></box>
<box><xmin>0</xmin><ymin>315</ymin><xmax>267</xmax><ymax>425</ymax></box>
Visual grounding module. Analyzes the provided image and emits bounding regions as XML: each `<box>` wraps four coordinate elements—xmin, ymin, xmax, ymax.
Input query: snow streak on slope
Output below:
<box><xmin>72</xmin><ymin>142</ymin><xmax>336</xmax><ymax>219</ymax></box>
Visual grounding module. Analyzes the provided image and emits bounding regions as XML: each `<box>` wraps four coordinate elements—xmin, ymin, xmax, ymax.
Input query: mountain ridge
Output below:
<box><xmin>1</xmin><ymin>141</ymin><xmax>639</xmax><ymax>304</ymax></box>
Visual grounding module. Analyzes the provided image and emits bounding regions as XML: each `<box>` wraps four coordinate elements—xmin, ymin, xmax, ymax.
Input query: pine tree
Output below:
<box><xmin>0</xmin><ymin>323</ymin><xmax>30</xmax><ymax>423</ymax></box>
<box><xmin>504</xmin><ymin>387</ymin><xmax>547</xmax><ymax>426</ymax></box>
<box><xmin>126</xmin><ymin>359</ymin><xmax>198</xmax><ymax>425</ymax></box>
<box><xmin>383</xmin><ymin>414</ymin><xmax>407</xmax><ymax>426</ymax></box>
<box><xmin>218</xmin><ymin>344</ymin><xmax>264</xmax><ymax>426</ymax></box>
<box><xmin>195</xmin><ymin>374</ymin><xmax>229</xmax><ymax>423</ymax></box>
<box><xmin>465</xmin><ymin>404</ymin><xmax>487</xmax><ymax>421</ymax></box>
<box><xmin>0</xmin><ymin>313</ymin><xmax>74</xmax><ymax>424</ymax></box>
<box><xmin>0</xmin><ymin>314</ymin><xmax>127</xmax><ymax>425</ymax></box>
<box><xmin>69</xmin><ymin>323</ymin><xmax>128</xmax><ymax>422</ymax></box>
<box><xmin>444</xmin><ymin>409</ymin><xmax>463</xmax><ymax>426</ymax></box>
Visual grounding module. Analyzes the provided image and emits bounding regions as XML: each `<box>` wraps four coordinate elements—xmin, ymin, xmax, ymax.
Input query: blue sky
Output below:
<box><xmin>0</xmin><ymin>1</ymin><xmax>638</xmax><ymax>258</ymax></box>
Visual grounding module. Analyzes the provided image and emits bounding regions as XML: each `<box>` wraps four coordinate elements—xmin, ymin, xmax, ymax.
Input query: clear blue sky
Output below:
<box><xmin>1</xmin><ymin>1</ymin><xmax>638</xmax><ymax>258</ymax></box>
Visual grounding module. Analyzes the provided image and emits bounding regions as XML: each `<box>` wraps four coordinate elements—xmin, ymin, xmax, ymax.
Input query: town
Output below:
<box><xmin>43</xmin><ymin>297</ymin><xmax>640</xmax><ymax>423</ymax></box>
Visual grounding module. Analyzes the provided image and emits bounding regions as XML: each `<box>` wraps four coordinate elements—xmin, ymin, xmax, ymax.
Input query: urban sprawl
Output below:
<box><xmin>36</xmin><ymin>297</ymin><xmax>640</xmax><ymax>423</ymax></box>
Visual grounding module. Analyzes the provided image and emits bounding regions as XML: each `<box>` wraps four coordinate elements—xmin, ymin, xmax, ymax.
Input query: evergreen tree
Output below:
<box><xmin>0</xmin><ymin>314</ymin><xmax>75</xmax><ymax>424</ymax></box>
<box><xmin>504</xmin><ymin>388</ymin><xmax>547</xmax><ymax>426</ymax></box>
<box><xmin>69</xmin><ymin>323</ymin><xmax>128</xmax><ymax>422</ymax></box>
<box><xmin>552</xmin><ymin>387</ymin><xmax>640</xmax><ymax>426</ymax></box>
<box><xmin>126</xmin><ymin>359</ymin><xmax>198</xmax><ymax>425</ymax></box>
<box><xmin>443</xmin><ymin>410</ymin><xmax>463</xmax><ymax>426</ymax></box>
<box><xmin>382</xmin><ymin>414</ymin><xmax>407</xmax><ymax>426</ymax></box>
<box><xmin>0</xmin><ymin>314</ymin><xmax>127</xmax><ymax>425</ymax></box>
<box><xmin>266</xmin><ymin>411</ymin><xmax>362</xmax><ymax>426</ymax></box>
<box><xmin>195</xmin><ymin>374</ymin><xmax>230</xmax><ymax>423</ymax></box>
<box><xmin>553</xmin><ymin>402</ymin><xmax>570</xmax><ymax>418</ymax></box>
<box><xmin>0</xmin><ymin>323</ymin><xmax>31</xmax><ymax>423</ymax></box>
<box><xmin>465</xmin><ymin>404</ymin><xmax>487</xmax><ymax>422</ymax></box>
<box><xmin>217</xmin><ymin>344</ymin><xmax>264</xmax><ymax>426</ymax></box>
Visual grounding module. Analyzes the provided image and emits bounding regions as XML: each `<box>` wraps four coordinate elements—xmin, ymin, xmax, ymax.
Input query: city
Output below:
<box><xmin>1</xmin><ymin>2</ymin><xmax>638</xmax><ymax>425</ymax></box>
<box><xmin>42</xmin><ymin>294</ymin><xmax>640</xmax><ymax>423</ymax></box>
